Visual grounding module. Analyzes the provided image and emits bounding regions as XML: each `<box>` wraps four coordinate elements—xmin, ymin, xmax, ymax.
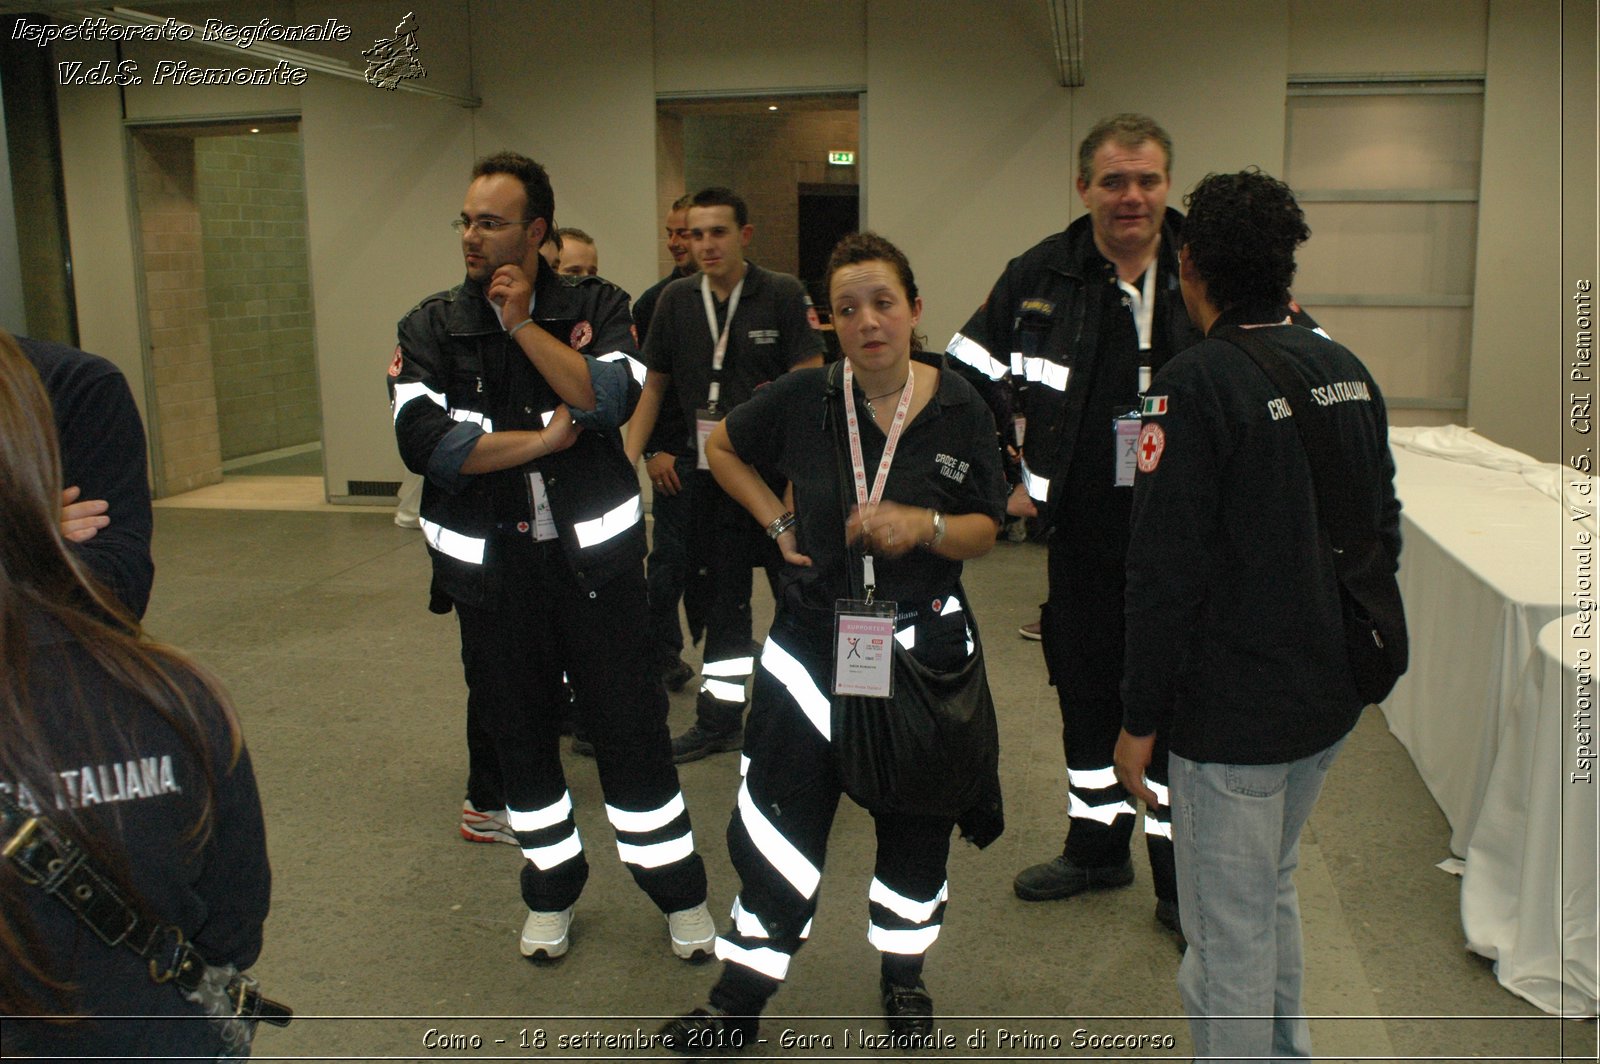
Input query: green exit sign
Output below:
<box><xmin>828</xmin><ymin>151</ymin><xmax>855</xmax><ymax>165</ymax></box>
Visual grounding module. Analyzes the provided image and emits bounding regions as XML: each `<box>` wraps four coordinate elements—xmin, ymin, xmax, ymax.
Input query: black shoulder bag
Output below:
<box><xmin>1219</xmin><ymin>326</ymin><xmax>1408</xmax><ymax>704</ymax></box>
<box><xmin>0</xmin><ymin>792</ymin><xmax>292</xmax><ymax>1058</ymax></box>
<box><xmin>824</xmin><ymin>363</ymin><xmax>1003</xmax><ymax>828</ymax></box>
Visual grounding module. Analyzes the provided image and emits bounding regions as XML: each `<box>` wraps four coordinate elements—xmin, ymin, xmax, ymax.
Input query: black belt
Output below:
<box><xmin>0</xmin><ymin>793</ymin><xmax>292</xmax><ymax>1028</ymax></box>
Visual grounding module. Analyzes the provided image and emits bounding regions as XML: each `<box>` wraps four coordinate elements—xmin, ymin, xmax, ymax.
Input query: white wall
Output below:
<box><xmin>1466</xmin><ymin>0</ymin><xmax>1564</xmax><ymax>462</ymax></box>
<box><xmin>30</xmin><ymin>0</ymin><xmax>1571</xmax><ymax>492</ymax></box>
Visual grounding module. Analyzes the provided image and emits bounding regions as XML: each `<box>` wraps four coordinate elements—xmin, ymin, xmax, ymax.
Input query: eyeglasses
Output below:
<box><xmin>452</xmin><ymin>217</ymin><xmax>531</xmax><ymax>234</ymax></box>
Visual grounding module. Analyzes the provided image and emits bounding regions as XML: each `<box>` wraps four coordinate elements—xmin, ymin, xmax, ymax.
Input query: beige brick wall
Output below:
<box><xmin>131</xmin><ymin>134</ymin><xmax>222</xmax><ymax>496</ymax></box>
<box><xmin>682</xmin><ymin>108</ymin><xmax>859</xmax><ymax>279</ymax></box>
<box><xmin>195</xmin><ymin>131</ymin><xmax>319</xmax><ymax>461</ymax></box>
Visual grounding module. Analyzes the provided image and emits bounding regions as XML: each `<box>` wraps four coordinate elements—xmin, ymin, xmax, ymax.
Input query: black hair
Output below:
<box><xmin>1182</xmin><ymin>168</ymin><xmax>1310</xmax><ymax>312</ymax></box>
<box><xmin>471</xmin><ymin>151</ymin><xmax>555</xmax><ymax>233</ymax></box>
<box><xmin>690</xmin><ymin>186</ymin><xmax>748</xmax><ymax>228</ymax></box>
<box><xmin>825</xmin><ymin>231</ymin><xmax>925</xmax><ymax>352</ymax></box>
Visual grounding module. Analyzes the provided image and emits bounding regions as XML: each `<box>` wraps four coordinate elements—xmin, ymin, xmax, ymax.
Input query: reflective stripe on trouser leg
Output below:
<box><xmin>1068</xmin><ymin>764</ymin><xmax>1137</xmax><ymax>827</ymax></box>
<box><xmin>508</xmin><ymin>791</ymin><xmax>583</xmax><ymax>870</ymax></box>
<box><xmin>867</xmin><ymin>877</ymin><xmax>949</xmax><ymax>955</ymax></box>
<box><xmin>606</xmin><ymin>793</ymin><xmax>696</xmax><ymax>869</ymax></box>
<box><xmin>700</xmin><ymin>654</ymin><xmax>753</xmax><ymax>705</ymax></box>
<box><xmin>715</xmin><ymin>639</ymin><xmax>841</xmax><ymax>992</ymax></box>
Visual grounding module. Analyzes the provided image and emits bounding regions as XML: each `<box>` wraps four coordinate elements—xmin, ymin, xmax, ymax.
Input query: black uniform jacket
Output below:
<box><xmin>389</xmin><ymin>263</ymin><xmax>646</xmax><ymax>607</ymax></box>
<box><xmin>1121</xmin><ymin>307</ymin><xmax>1402</xmax><ymax>764</ymax></box>
<box><xmin>947</xmin><ymin>209</ymin><xmax>1200</xmax><ymax>531</ymax></box>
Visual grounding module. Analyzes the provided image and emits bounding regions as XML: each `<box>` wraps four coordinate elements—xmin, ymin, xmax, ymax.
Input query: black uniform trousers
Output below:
<box><xmin>690</xmin><ymin>482</ymin><xmax>782</xmax><ymax>735</ymax></box>
<box><xmin>709</xmin><ymin>616</ymin><xmax>954</xmax><ymax>1015</ymax></box>
<box><xmin>454</xmin><ymin>534</ymin><xmax>707</xmax><ymax>914</ymax></box>
<box><xmin>1040</xmin><ymin>539</ymin><xmax>1176</xmax><ymax>903</ymax></box>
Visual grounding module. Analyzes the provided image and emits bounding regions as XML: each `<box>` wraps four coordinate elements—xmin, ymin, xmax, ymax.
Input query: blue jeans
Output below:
<box><xmin>1170</xmin><ymin>737</ymin><xmax>1346</xmax><ymax>1062</ymax></box>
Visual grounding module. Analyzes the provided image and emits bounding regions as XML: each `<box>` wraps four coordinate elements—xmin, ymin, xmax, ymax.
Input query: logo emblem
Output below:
<box><xmin>1136</xmin><ymin>423</ymin><xmax>1166</xmax><ymax>473</ymax></box>
<box><xmin>387</xmin><ymin>345</ymin><xmax>403</xmax><ymax>377</ymax></box>
<box><xmin>570</xmin><ymin>320</ymin><xmax>593</xmax><ymax>350</ymax></box>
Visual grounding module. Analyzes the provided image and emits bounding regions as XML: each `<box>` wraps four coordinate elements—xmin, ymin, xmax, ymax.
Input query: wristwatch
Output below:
<box><xmin>928</xmin><ymin>509</ymin><xmax>947</xmax><ymax>548</ymax></box>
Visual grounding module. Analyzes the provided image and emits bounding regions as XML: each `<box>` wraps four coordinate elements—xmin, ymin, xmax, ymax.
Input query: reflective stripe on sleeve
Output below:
<box><xmin>598</xmin><ymin>350</ymin><xmax>648</xmax><ymax>387</ymax></box>
<box><xmin>573</xmin><ymin>494</ymin><xmax>643</xmax><ymax>548</ymax></box>
<box><xmin>449</xmin><ymin>407</ymin><xmax>494</xmax><ymax>432</ymax></box>
<box><xmin>1147</xmin><ymin>780</ymin><xmax>1170</xmax><ymax>806</ymax></box>
<box><xmin>894</xmin><ymin>626</ymin><xmax>916</xmax><ymax>650</ymax></box>
<box><xmin>1019</xmin><ymin>356</ymin><xmax>1070</xmax><ymax>392</ymax></box>
<box><xmin>737</xmin><ymin>779</ymin><xmax>820</xmax><ymax>898</ymax></box>
<box><xmin>939</xmin><ymin>596</ymin><xmax>963</xmax><ymax>617</ymax></box>
<box><xmin>1020</xmin><ymin>458</ymin><xmax>1051</xmax><ymax>503</ymax></box>
<box><xmin>420</xmin><ymin>517</ymin><xmax>486</xmax><ymax>565</ymax></box>
<box><xmin>392</xmin><ymin>381</ymin><xmax>446</xmax><ymax>422</ymax></box>
<box><xmin>945</xmin><ymin>332</ymin><xmax>1008</xmax><ymax>380</ymax></box>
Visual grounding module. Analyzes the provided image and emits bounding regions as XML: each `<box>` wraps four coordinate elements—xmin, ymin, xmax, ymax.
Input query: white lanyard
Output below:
<box><xmin>842</xmin><ymin>360</ymin><xmax>916</xmax><ymax>597</ymax></box>
<box><xmin>700</xmin><ymin>274</ymin><xmax>744</xmax><ymax>410</ymax></box>
<box><xmin>1117</xmin><ymin>259</ymin><xmax>1158</xmax><ymax>352</ymax></box>
<box><xmin>1117</xmin><ymin>262</ymin><xmax>1157</xmax><ymax>394</ymax></box>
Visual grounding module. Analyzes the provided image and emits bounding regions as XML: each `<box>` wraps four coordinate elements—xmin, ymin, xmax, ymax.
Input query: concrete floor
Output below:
<box><xmin>142</xmin><ymin>494</ymin><xmax>1593</xmax><ymax>1061</ymax></box>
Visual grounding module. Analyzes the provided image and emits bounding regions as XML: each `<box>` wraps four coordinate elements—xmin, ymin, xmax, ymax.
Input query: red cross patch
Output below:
<box><xmin>387</xmin><ymin>345</ymin><xmax>403</xmax><ymax>377</ymax></box>
<box><xmin>1136</xmin><ymin>422</ymin><xmax>1166</xmax><ymax>473</ymax></box>
<box><xmin>570</xmin><ymin>320</ymin><xmax>593</xmax><ymax>350</ymax></box>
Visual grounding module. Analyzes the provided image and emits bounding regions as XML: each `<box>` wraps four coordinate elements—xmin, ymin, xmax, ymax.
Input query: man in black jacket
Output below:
<box><xmin>388</xmin><ymin>151</ymin><xmax>712</xmax><ymax>963</ymax></box>
<box><xmin>948</xmin><ymin>114</ymin><xmax>1196</xmax><ymax>930</ymax></box>
<box><xmin>19</xmin><ymin>333</ymin><xmax>155</xmax><ymax>619</ymax></box>
<box><xmin>1114</xmin><ymin>169</ymin><xmax>1400</xmax><ymax>1060</ymax></box>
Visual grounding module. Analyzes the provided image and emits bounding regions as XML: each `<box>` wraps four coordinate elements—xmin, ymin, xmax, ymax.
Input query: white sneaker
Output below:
<box><xmin>520</xmin><ymin>906</ymin><xmax>573</xmax><ymax>959</ymax></box>
<box><xmin>667</xmin><ymin>902</ymin><xmax>716</xmax><ymax>961</ymax></box>
<box><xmin>460</xmin><ymin>799</ymin><xmax>517</xmax><ymax>845</ymax></box>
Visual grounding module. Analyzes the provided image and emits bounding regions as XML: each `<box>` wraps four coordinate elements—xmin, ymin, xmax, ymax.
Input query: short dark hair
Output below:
<box><xmin>471</xmin><ymin>151</ymin><xmax>555</xmax><ymax>233</ymax></box>
<box><xmin>1182</xmin><ymin>168</ymin><xmax>1310</xmax><ymax>312</ymax></box>
<box><xmin>1077</xmin><ymin>113</ymin><xmax>1172</xmax><ymax>185</ymax></box>
<box><xmin>690</xmin><ymin>186</ymin><xmax>748</xmax><ymax>228</ymax></box>
<box><xmin>826</xmin><ymin>231</ymin><xmax>925</xmax><ymax>351</ymax></box>
<box><xmin>670</xmin><ymin>192</ymin><xmax>695</xmax><ymax>213</ymax></box>
<box><xmin>556</xmin><ymin>227</ymin><xmax>594</xmax><ymax>247</ymax></box>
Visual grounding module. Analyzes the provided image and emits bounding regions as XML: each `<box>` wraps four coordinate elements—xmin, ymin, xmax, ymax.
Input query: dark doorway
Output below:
<box><xmin>797</xmin><ymin>183</ymin><xmax>860</xmax><ymax>312</ymax></box>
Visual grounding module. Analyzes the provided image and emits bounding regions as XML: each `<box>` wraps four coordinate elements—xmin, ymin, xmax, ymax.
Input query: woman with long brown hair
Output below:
<box><xmin>0</xmin><ymin>329</ymin><xmax>272</xmax><ymax>1056</ymax></box>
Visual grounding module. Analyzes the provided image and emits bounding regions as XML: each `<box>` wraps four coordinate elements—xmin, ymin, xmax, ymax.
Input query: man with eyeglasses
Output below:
<box><xmin>387</xmin><ymin>151</ymin><xmax>715</xmax><ymax>963</ymax></box>
<box><xmin>630</xmin><ymin>194</ymin><xmax>700</xmax><ymax>695</ymax></box>
<box><xmin>624</xmin><ymin>186</ymin><xmax>824</xmax><ymax>763</ymax></box>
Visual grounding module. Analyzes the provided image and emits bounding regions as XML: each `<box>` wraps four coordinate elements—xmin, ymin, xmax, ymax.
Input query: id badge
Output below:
<box><xmin>695</xmin><ymin>407</ymin><xmax>724</xmax><ymax>471</ymax></box>
<box><xmin>1114</xmin><ymin>411</ymin><xmax>1142</xmax><ymax>487</ymax></box>
<box><xmin>1012</xmin><ymin>413</ymin><xmax>1027</xmax><ymax>449</ymax></box>
<box><xmin>833</xmin><ymin>599</ymin><xmax>897</xmax><ymax>698</ymax></box>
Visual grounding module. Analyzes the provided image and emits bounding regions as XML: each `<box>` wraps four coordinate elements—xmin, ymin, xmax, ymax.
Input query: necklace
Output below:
<box><xmin>862</xmin><ymin>375</ymin><xmax>911</xmax><ymax>419</ymax></box>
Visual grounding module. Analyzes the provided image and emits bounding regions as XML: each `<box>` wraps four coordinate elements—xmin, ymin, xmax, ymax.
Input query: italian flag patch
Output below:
<box><xmin>1142</xmin><ymin>395</ymin><xmax>1168</xmax><ymax>416</ymax></box>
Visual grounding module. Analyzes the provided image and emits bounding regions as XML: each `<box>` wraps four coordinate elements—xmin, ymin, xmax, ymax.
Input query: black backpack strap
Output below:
<box><xmin>1216</xmin><ymin>324</ymin><xmax>1373</xmax><ymax>555</ymax></box>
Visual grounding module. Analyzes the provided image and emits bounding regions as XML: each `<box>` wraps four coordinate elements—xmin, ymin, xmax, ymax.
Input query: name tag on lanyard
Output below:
<box><xmin>834</xmin><ymin>598</ymin><xmax>897</xmax><ymax>698</ymax></box>
<box><xmin>697</xmin><ymin>275</ymin><xmax>744</xmax><ymax>470</ymax></box>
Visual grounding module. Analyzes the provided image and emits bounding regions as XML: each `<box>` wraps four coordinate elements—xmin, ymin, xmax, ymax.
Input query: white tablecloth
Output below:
<box><xmin>1462</xmin><ymin>616</ymin><xmax>1598</xmax><ymax>1016</ymax></box>
<box><xmin>1379</xmin><ymin>431</ymin><xmax>1596</xmax><ymax>1016</ymax></box>
<box><xmin>1381</xmin><ymin>445</ymin><xmax>1568</xmax><ymax>855</ymax></box>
